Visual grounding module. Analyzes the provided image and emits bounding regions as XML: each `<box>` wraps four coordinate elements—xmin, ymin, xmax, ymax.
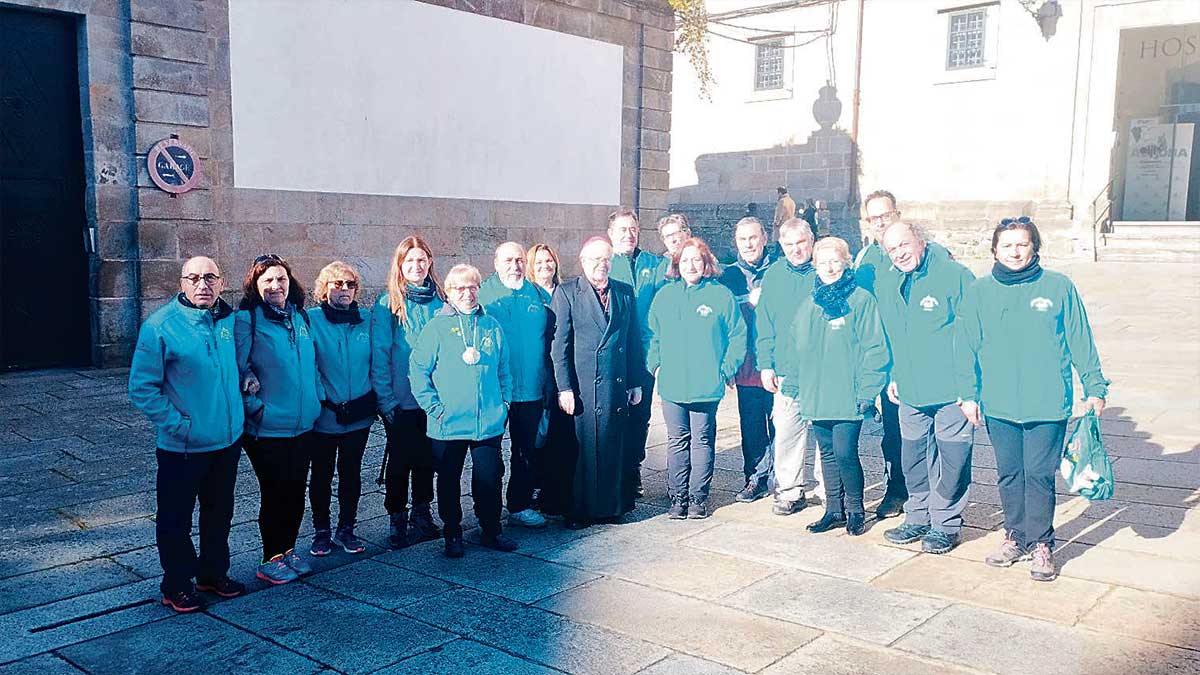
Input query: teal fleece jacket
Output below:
<box><xmin>129</xmin><ymin>295</ymin><xmax>243</xmax><ymax>453</ymax></box>
<box><xmin>370</xmin><ymin>290</ymin><xmax>444</xmax><ymax>414</ymax></box>
<box><xmin>307</xmin><ymin>304</ymin><xmax>374</xmax><ymax>434</ymax></box>
<box><xmin>235</xmin><ymin>304</ymin><xmax>324</xmax><ymax>438</ymax></box>
<box><xmin>646</xmin><ymin>278</ymin><xmax>747</xmax><ymax>404</ymax></box>
<box><xmin>478</xmin><ymin>275</ymin><xmax>550</xmax><ymax>403</ymax></box>
<box><xmin>855</xmin><ymin>240</ymin><xmax>952</xmax><ymax>294</ymax></box>
<box><xmin>754</xmin><ymin>260</ymin><xmax>817</xmax><ymax>372</ymax></box>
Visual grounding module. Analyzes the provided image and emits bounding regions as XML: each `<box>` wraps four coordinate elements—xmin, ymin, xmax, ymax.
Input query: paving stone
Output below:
<box><xmin>60</xmin><ymin>491</ymin><xmax>158</xmax><ymax>528</ymax></box>
<box><xmin>209</xmin><ymin>583</ymin><xmax>452</xmax><ymax>675</ymax></box>
<box><xmin>400</xmin><ymin>587</ymin><xmax>668</xmax><ymax>675</ymax></box>
<box><xmin>894</xmin><ymin>603</ymin><xmax>1200</xmax><ymax>675</ymax></box>
<box><xmin>872</xmin><ymin>553</ymin><xmax>1111</xmax><ymax>624</ymax></box>
<box><xmin>109</xmin><ymin>546</ymin><xmax>161</xmax><ymax>579</ymax></box>
<box><xmin>682</xmin><ymin>521</ymin><xmax>916</xmax><ymax>582</ymax></box>
<box><xmin>0</xmin><ymin>518</ymin><xmax>152</xmax><ymax>578</ymax></box>
<box><xmin>1078</xmin><ymin>587</ymin><xmax>1200</xmax><ymax>650</ymax></box>
<box><xmin>1111</xmin><ymin>457</ymin><xmax>1200</xmax><ymax>489</ymax></box>
<box><xmin>305</xmin><ymin>558</ymin><xmax>453</xmax><ymax>610</ymax></box>
<box><xmin>0</xmin><ymin>653</ymin><xmax>84</xmax><ymax>675</ymax></box>
<box><xmin>724</xmin><ymin>568</ymin><xmax>947</xmax><ymax>645</ymax></box>
<box><xmin>1054</xmin><ymin>542</ymin><xmax>1200</xmax><ymax>599</ymax></box>
<box><xmin>538</xmin><ymin>577</ymin><xmax>817</xmax><ymax>671</ymax></box>
<box><xmin>0</xmin><ymin>558</ymin><xmax>142</xmax><ymax>615</ymax></box>
<box><xmin>59</xmin><ymin>612</ymin><xmax>322</xmax><ymax>674</ymax></box>
<box><xmin>0</xmin><ymin>451</ymin><xmax>79</xmax><ymax>477</ymax></box>
<box><xmin>760</xmin><ymin>634</ymin><xmax>978</xmax><ymax>675</ymax></box>
<box><xmin>373</xmin><ymin>639</ymin><xmax>560</xmax><ymax>675</ymax></box>
<box><xmin>0</xmin><ymin>471</ymin><xmax>75</xmax><ymax>499</ymax></box>
<box><xmin>1054</xmin><ymin>514</ymin><xmax>1200</xmax><ymax>559</ymax></box>
<box><xmin>376</xmin><ymin>537</ymin><xmax>598</xmax><ymax>604</ymax></box>
<box><xmin>636</xmin><ymin>653</ymin><xmax>748</xmax><ymax>675</ymax></box>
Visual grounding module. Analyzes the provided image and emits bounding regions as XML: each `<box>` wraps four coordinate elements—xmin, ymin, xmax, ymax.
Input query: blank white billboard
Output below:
<box><xmin>228</xmin><ymin>0</ymin><xmax>624</xmax><ymax>205</ymax></box>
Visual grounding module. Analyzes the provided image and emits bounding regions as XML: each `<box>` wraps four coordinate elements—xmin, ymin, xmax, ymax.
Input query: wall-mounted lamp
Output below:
<box><xmin>1020</xmin><ymin>0</ymin><xmax>1063</xmax><ymax>41</ymax></box>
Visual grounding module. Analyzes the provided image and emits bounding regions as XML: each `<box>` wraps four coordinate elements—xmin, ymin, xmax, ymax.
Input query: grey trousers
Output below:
<box><xmin>771</xmin><ymin>393</ymin><xmax>814</xmax><ymax>503</ymax></box>
<box><xmin>897</xmin><ymin>401</ymin><xmax>974</xmax><ymax>535</ymax></box>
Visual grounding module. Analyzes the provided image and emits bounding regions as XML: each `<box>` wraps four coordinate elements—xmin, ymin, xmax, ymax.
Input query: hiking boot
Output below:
<box><xmin>444</xmin><ymin>535</ymin><xmax>465</xmax><ymax>558</ymax></box>
<box><xmin>256</xmin><ymin>554</ymin><xmax>299</xmax><ymax>585</ymax></box>
<box><xmin>310</xmin><ymin>529</ymin><xmax>333</xmax><ymax>557</ymax></box>
<box><xmin>508</xmin><ymin>508</ymin><xmax>548</xmax><ymax>529</ymax></box>
<box><xmin>806</xmin><ymin>511</ymin><xmax>847</xmax><ymax>533</ymax></box>
<box><xmin>687</xmin><ymin>500</ymin><xmax>709</xmax><ymax>519</ymax></box>
<box><xmin>921</xmin><ymin>529</ymin><xmax>959</xmax><ymax>554</ymax></box>
<box><xmin>281</xmin><ymin>549</ymin><xmax>312</xmax><ymax>575</ymax></box>
<box><xmin>772</xmin><ymin>498</ymin><xmax>804</xmax><ymax>516</ymax></box>
<box><xmin>845</xmin><ymin>512</ymin><xmax>866</xmax><ymax>536</ymax></box>
<box><xmin>196</xmin><ymin>576</ymin><xmax>245</xmax><ymax>598</ymax></box>
<box><xmin>161</xmin><ymin>588</ymin><xmax>205</xmax><ymax>613</ymax></box>
<box><xmin>875</xmin><ymin>493</ymin><xmax>906</xmax><ymax>519</ymax></box>
<box><xmin>480</xmin><ymin>532</ymin><xmax>518</xmax><ymax>552</ymax></box>
<box><xmin>884</xmin><ymin>522</ymin><xmax>931</xmax><ymax>545</ymax></box>
<box><xmin>388</xmin><ymin>512</ymin><xmax>410</xmax><ymax>550</ymax></box>
<box><xmin>409</xmin><ymin>503</ymin><xmax>442</xmax><ymax>543</ymax></box>
<box><xmin>333</xmin><ymin>525</ymin><xmax>366</xmax><ymax>554</ymax></box>
<box><xmin>1029</xmin><ymin>542</ymin><xmax>1057</xmax><ymax>582</ymax></box>
<box><xmin>668</xmin><ymin>498</ymin><xmax>688</xmax><ymax>520</ymax></box>
<box><xmin>985</xmin><ymin>533</ymin><xmax>1028</xmax><ymax>568</ymax></box>
<box><xmin>735</xmin><ymin>481</ymin><xmax>768</xmax><ymax>503</ymax></box>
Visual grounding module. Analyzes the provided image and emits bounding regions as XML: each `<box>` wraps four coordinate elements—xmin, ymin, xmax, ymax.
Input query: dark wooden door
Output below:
<box><xmin>0</xmin><ymin>8</ymin><xmax>91</xmax><ymax>369</ymax></box>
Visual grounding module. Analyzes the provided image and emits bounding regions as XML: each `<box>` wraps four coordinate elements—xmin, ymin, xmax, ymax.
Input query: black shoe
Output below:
<box><xmin>410</xmin><ymin>503</ymin><xmax>442</xmax><ymax>543</ymax></box>
<box><xmin>388</xmin><ymin>512</ymin><xmax>410</xmax><ymax>550</ymax></box>
<box><xmin>875</xmin><ymin>494</ymin><xmax>906</xmax><ymax>519</ymax></box>
<box><xmin>668</xmin><ymin>499</ymin><xmax>688</xmax><ymax>520</ymax></box>
<box><xmin>479</xmin><ymin>532</ymin><xmax>518</xmax><ymax>552</ymax></box>
<box><xmin>564</xmin><ymin>518</ymin><xmax>590</xmax><ymax>530</ymax></box>
<box><xmin>884</xmin><ymin>522</ymin><xmax>931</xmax><ymax>545</ymax></box>
<box><xmin>772</xmin><ymin>498</ymin><xmax>804</xmax><ymax>516</ymax></box>
<box><xmin>845</xmin><ymin>513</ymin><xmax>866</xmax><ymax>536</ymax></box>
<box><xmin>735</xmin><ymin>481</ymin><xmax>768</xmax><ymax>503</ymax></box>
<box><xmin>806</xmin><ymin>511</ymin><xmax>847</xmax><ymax>533</ymax></box>
<box><xmin>687</xmin><ymin>500</ymin><xmax>709</xmax><ymax>519</ymax></box>
<box><xmin>444</xmin><ymin>535</ymin><xmax>465</xmax><ymax>558</ymax></box>
<box><xmin>196</xmin><ymin>576</ymin><xmax>246</xmax><ymax>598</ymax></box>
<box><xmin>161</xmin><ymin>588</ymin><xmax>205</xmax><ymax>613</ymax></box>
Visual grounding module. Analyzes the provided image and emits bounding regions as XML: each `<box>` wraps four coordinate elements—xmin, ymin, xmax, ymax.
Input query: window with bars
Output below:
<box><xmin>946</xmin><ymin>9</ymin><xmax>986</xmax><ymax>70</ymax></box>
<box><xmin>754</xmin><ymin>38</ymin><xmax>785</xmax><ymax>90</ymax></box>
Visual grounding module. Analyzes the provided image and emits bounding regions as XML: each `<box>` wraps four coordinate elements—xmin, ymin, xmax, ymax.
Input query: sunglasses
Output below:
<box><xmin>1000</xmin><ymin>216</ymin><xmax>1033</xmax><ymax>226</ymax></box>
<box><xmin>254</xmin><ymin>253</ymin><xmax>284</xmax><ymax>265</ymax></box>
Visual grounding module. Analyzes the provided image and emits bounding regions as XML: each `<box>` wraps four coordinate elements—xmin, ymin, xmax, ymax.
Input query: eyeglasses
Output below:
<box><xmin>866</xmin><ymin>210</ymin><xmax>900</xmax><ymax>225</ymax></box>
<box><xmin>448</xmin><ymin>284</ymin><xmax>479</xmax><ymax>292</ymax></box>
<box><xmin>328</xmin><ymin>279</ymin><xmax>358</xmax><ymax>289</ymax></box>
<box><xmin>254</xmin><ymin>253</ymin><xmax>283</xmax><ymax>265</ymax></box>
<box><xmin>181</xmin><ymin>273</ymin><xmax>221</xmax><ymax>287</ymax></box>
<box><xmin>1000</xmin><ymin>216</ymin><xmax>1033</xmax><ymax>226</ymax></box>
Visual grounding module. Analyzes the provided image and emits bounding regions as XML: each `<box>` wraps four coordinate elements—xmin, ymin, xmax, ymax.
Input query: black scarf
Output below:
<box><xmin>177</xmin><ymin>293</ymin><xmax>233</xmax><ymax>320</ymax></box>
<box><xmin>735</xmin><ymin>251</ymin><xmax>774</xmax><ymax>283</ymax></box>
<box><xmin>320</xmin><ymin>301</ymin><xmax>362</xmax><ymax>324</ymax></box>
<box><xmin>786</xmin><ymin>259</ymin><xmax>813</xmax><ymax>276</ymax></box>
<box><xmin>992</xmin><ymin>254</ymin><xmax>1043</xmax><ymax>286</ymax></box>
<box><xmin>813</xmin><ymin>268</ymin><xmax>857</xmax><ymax>320</ymax></box>
<box><xmin>405</xmin><ymin>280</ymin><xmax>438</xmax><ymax>304</ymax></box>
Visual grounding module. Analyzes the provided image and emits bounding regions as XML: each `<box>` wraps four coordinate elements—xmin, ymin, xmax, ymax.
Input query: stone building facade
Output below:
<box><xmin>0</xmin><ymin>0</ymin><xmax>673</xmax><ymax>368</ymax></box>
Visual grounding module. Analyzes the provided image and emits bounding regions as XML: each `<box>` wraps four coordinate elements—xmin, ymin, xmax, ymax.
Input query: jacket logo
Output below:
<box><xmin>481</xmin><ymin>334</ymin><xmax>494</xmax><ymax>354</ymax></box>
<box><xmin>696</xmin><ymin>304</ymin><xmax>713</xmax><ymax>317</ymax></box>
<box><xmin>919</xmin><ymin>296</ymin><xmax>939</xmax><ymax>312</ymax></box>
<box><xmin>1031</xmin><ymin>297</ymin><xmax>1054</xmax><ymax>312</ymax></box>
<box><xmin>527</xmin><ymin>303</ymin><xmax>540</xmax><ymax>313</ymax></box>
<box><xmin>219</xmin><ymin>327</ymin><xmax>232</xmax><ymax>341</ymax></box>
<box><xmin>829</xmin><ymin>317</ymin><xmax>846</xmax><ymax>330</ymax></box>
<box><xmin>640</xmin><ymin>269</ymin><xmax>652</xmax><ymax>279</ymax></box>
<box><xmin>356</xmin><ymin>331</ymin><xmax>369</xmax><ymax>343</ymax></box>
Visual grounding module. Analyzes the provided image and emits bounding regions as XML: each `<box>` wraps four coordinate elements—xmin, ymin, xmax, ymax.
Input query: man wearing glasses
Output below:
<box><xmin>129</xmin><ymin>256</ymin><xmax>245</xmax><ymax>612</ymax></box>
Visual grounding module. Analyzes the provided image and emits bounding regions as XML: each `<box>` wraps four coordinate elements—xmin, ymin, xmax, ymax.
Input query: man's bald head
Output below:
<box><xmin>882</xmin><ymin>221</ymin><xmax>927</xmax><ymax>273</ymax></box>
<box><xmin>180</xmin><ymin>256</ymin><xmax>223</xmax><ymax>308</ymax></box>
<box><xmin>579</xmin><ymin>237</ymin><xmax>613</xmax><ymax>288</ymax></box>
<box><xmin>495</xmin><ymin>242</ymin><xmax>527</xmax><ymax>289</ymax></box>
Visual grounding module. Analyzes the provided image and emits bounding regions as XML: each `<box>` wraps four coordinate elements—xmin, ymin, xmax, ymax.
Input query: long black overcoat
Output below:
<box><xmin>550</xmin><ymin>277</ymin><xmax>643</xmax><ymax>519</ymax></box>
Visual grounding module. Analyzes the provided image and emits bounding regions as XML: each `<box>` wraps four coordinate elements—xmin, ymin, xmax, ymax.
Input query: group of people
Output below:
<box><xmin>129</xmin><ymin>189</ymin><xmax>1109</xmax><ymax>613</ymax></box>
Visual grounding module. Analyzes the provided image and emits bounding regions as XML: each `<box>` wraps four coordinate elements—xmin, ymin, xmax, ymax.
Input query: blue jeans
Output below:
<box><xmin>736</xmin><ymin>385</ymin><xmax>774</xmax><ymax>489</ymax></box>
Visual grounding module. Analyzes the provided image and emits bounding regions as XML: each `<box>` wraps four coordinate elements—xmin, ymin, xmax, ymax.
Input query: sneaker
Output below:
<box><xmin>687</xmin><ymin>500</ymin><xmax>709</xmax><ymax>519</ymax></box>
<box><xmin>668</xmin><ymin>498</ymin><xmax>688</xmax><ymax>520</ymax></box>
<box><xmin>772</xmin><ymin>499</ymin><xmax>804</xmax><ymax>516</ymax></box>
<box><xmin>806</xmin><ymin>511</ymin><xmax>847</xmax><ymax>533</ymax></box>
<box><xmin>985</xmin><ymin>532</ymin><xmax>1028</xmax><ymax>568</ymax></box>
<box><xmin>1029</xmin><ymin>542</ymin><xmax>1057</xmax><ymax>582</ymax></box>
<box><xmin>884</xmin><ymin>522</ymin><xmax>931</xmax><ymax>545</ymax></box>
<box><xmin>388</xmin><ymin>512</ymin><xmax>410</xmax><ymax>550</ymax></box>
<box><xmin>444</xmin><ymin>535</ymin><xmax>465</xmax><ymax>558</ymax></box>
<box><xmin>333</xmin><ymin>526</ymin><xmax>366</xmax><ymax>554</ymax></box>
<box><xmin>310</xmin><ymin>529</ymin><xmax>333</xmax><ymax>557</ymax></box>
<box><xmin>196</xmin><ymin>576</ymin><xmax>246</xmax><ymax>598</ymax></box>
<box><xmin>921</xmin><ymin>529</ymin><xmax>959</xmax><ymax>554</ymax></box>
<box><xmin>480</xmin><ymin>532</ymin><xmax>518</xmax><ymax>552</ymax></box>
<box><xmin>508</xmin><ymin>508</ymin><xmax>548</xmax><ymax>529</ymax></box>
<box><xmin>735</xmin><ymin>481</ymin><xmax>768</xmax><ymax>503</ymax></box>
<box><xmin>281</xmin><ymin>549</ymin><xmax>312</xmax><ymax>575</ymax></box>
<box><xmin>161</xmin><ymin>588</ymin><xmax>204</xmax><ymax>613</ymax></box>
<box><xmin>845</xmin><ymin>512</ymin><xmax>866</xmax><ymax>536</ymax></box>
<box><xmin>256</xmin><ymin>554</ymin><xmax>300</xmax><ymax>585</ymax></box>
<box><xmin>875</xmin><ymin>494</ymin><xmax>906</xmax><ymax>519</ymax></box>
<box><xmin>410</xmin><ymin>503</ymin><xmax>442</xmax><ymax>542</ymax></box>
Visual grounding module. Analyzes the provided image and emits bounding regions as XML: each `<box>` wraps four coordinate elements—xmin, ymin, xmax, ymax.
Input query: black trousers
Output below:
<box><xmin>432</xmin><ymin>435</ymin><xmax>504</xmax><ymax>538</ymax></box>
<box><xmin>155</xmin><ymin>442</ymin><xmax>240</xmax><ymax>595</ymax></box>
<box><xmin>244</xmin><ymin>432</ymin><xmax>312</xmax><ymax>561</ymax></box>
<box><xmin>986</xmin><ymin>416</ymin><xmax>1068</xmax><ymax>550</ymax></box>
<box><xmin>736</xmin><ymin>384</ymin><xmax>774</xmax><ymax>486</ymax></box>
<box><xmin>538</xmin><ymin>404</ymin><xmax>576</xmax><ymax>517</ymax></box>
<box><xmin>384</xmin><ymin>409</ymin><xmax>436</xmax><ymax>514</ymax></box>
<box><xmin>811</xmin><ymin>419</ymin><xmax>865</xmax><ymax>516</ymax></box>
<box><xmin>626</xmin><ymin>376</ymin><xmax>654</xmax><ymax>484</ymax></box>
<box><xmin>506</xmin><ymin>400</ymin><xmax>543</xmax><ymax>514</ymax></box>
<box><xmin>309</xmin><ymin>427</ymin><xmax>370</xmax><ymax>531</ymax></box>
<box><xmin>880</xmin><ymin>390</ymin><xmax>908</xmax><ymax>499</ymax></box>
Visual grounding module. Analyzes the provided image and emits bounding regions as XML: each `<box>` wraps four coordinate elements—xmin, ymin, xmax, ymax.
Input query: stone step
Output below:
<box><xmin>1108</xmin><ymin>222</ymin><xmax>1200</xmax><ymax>239</ymax></box>
<box><xmin>1096</xmin><ymin>247</ymin><xmax>1200</xmax><ymax>263</ymax></box>
<box><xmin>1099</xmin><ymin>235</ymin><xmax>1200</xmax><ymax>251</ymax></box>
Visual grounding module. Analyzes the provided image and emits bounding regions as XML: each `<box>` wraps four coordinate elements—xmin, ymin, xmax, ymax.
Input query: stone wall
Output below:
<box><xmin>6</xmin><ymin>0</ymin><xmax>673</xmax><ymax>365</ymax></box>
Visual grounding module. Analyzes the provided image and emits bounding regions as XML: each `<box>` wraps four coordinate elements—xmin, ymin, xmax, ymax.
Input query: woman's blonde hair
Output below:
<box><xmin>525</xmin><ymin>243</ymin><xmax>562</xmax><ymax>288</ymax></box>
<box><xmin>313</xmin><ymin>261</ymin><xmax>362</xmax><ymax>304</ymax></box>
<box><xmin>387</xmin><ymin>236</ymin><xmax>444</xmax><ymax>327</ymax></box>
<box><xmin>812</xmin><ymin>236</ymin><xmax>852</xmax><ymax>265</ymax></box>
<box><xmin>444</xmin><ymin>264</ymin><xmax>482</xmax><ymax>290</ymax></box>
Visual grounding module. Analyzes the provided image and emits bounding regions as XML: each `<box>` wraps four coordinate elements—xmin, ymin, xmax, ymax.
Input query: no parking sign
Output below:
<box><xmin>147</xmin><ymin>136</ymin><xmax>201</xmax><ymax>194</ymax></box>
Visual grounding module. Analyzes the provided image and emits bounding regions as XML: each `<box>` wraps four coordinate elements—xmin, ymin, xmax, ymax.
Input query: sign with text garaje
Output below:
<box><xmin>147</xmin><ymin>137</ymin><xmax>201</xmax><ymax>194</ymax></box>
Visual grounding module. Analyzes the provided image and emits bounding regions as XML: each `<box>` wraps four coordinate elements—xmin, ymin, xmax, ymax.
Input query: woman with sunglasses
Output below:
<box><xmin>370</xmin><ymin>237</ymin><xmax>445</xmax><ymax>549</ymax></box>
<box><xmin>236</xmin><ymin>254</ymin><xmax>323</xmax><ymax>584</ymax></box>
<box><xmin>955</xmin><ymin>217</ymin><xmax>1108</xmax><ymax>582</ymax></box>
<box><xmin>306</xmin><ymin>261</ymin><xmax>373</xmax><ymax>557</ymax></box>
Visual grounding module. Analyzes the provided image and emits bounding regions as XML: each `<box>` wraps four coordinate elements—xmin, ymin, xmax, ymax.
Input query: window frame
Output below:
<box><xmin>945</xmin><ymin>8</ymin><xmax>987</xmax><ymax>70</ymax></box>
<box><xmin>754</xmin><ymin>37</ymin><xmax>787</xmax><ymax>91</ymax></box>
<box><xmin>936</xmin><ymin>2</ymin><xmax>1000</xmax><ymax>85</ymax></box>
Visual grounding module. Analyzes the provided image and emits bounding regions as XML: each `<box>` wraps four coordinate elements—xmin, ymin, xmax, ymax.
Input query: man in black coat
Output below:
<box><xmin>550</xmin><ymin>236</ymin><xmax>645</xmax><ymax>529</ymax></box>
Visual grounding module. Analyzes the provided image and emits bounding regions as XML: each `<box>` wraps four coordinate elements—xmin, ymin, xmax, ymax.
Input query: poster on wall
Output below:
<box><xmin>1123</xmin><ymin>120</ymin><xmax>1194</xmax><ymax>221</ymax></box>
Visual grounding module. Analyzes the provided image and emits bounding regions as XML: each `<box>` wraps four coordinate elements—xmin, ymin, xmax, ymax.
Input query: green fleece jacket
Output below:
<box><xmin>646</xmin><ymin>278</ymin><xmax>747</xmax><ymax>403</ymax></box>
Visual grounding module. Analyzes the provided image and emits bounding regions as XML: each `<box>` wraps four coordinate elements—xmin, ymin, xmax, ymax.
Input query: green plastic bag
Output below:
<box><xmin>1060</xmin><ymin>411</ymin><xmax>1114</xmax><ymax>501</ymax></box>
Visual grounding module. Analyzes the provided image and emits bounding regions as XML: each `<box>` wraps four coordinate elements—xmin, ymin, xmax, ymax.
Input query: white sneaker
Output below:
<box><xmin>508</xmin><ymin>508</ymin><xmax>548</xmax><ymax>528</ymax></box>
